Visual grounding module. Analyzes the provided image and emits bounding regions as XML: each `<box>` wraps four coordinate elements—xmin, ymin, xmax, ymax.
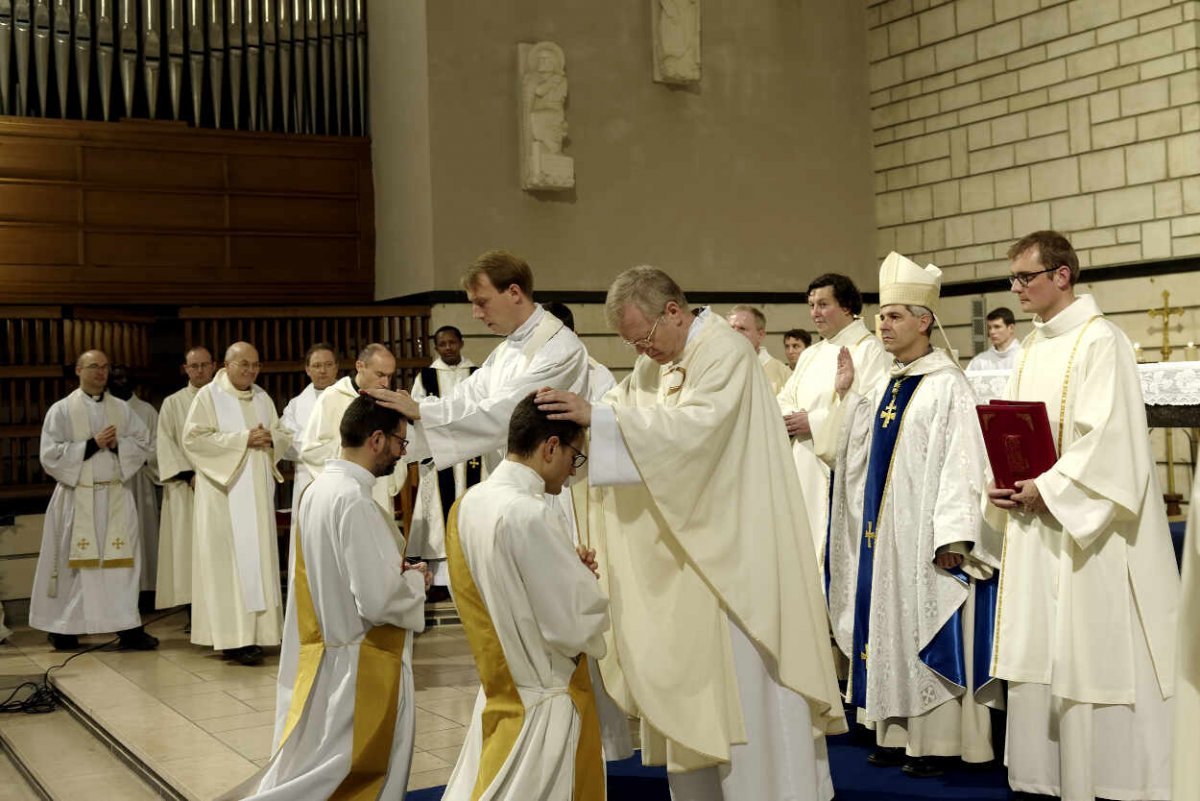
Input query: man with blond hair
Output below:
<box><xmin>727</xmin><ymin>304</ymin><xmax>791</xmax><ymax>394</ymax></box>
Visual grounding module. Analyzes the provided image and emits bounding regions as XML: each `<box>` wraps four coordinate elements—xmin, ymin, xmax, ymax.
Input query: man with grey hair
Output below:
<box><xmin>536</xmin><ymin>265</ymin><xmax>845</xmax><ymax>801</ymax></box>
<box><xmin>183</xmin><ymin>341</ymin><xmax>291</xmax><ymax>665</ymax></box>
<box><xmin>822</xmin><ymin>253</ymin><xmax>999</xmax><ymax>778</ymax></box>
<box><xmin>727</xmin><ymin>303</ymin><xmax>791</xmax><ymax>394</ymax></box>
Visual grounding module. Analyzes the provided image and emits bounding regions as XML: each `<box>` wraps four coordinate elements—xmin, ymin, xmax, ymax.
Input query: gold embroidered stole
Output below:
<box><xmin>445</xmin><ymin>498</ymin><xmax>603</xmax><ymax>801</ymax></box>
<box><xmin>67</xmin><ymin>390</ymin><xmax>132</xmax><ymax>569</ymax></box>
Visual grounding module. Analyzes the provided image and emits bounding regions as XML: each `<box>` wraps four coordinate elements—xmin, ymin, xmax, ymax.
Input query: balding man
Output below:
<box><xmin>155</xmin><ymin>346</ymin><xmax>214</xmax><ymax>611</ymax></box>
<box><xmin>300</xmin><ymin>343</ymin><xmax>401</xmax><ymax>514</ymax></box>
<box><xmin>30</xmin><ymin>350</ymin><xmax>157</xmax><ymax>651</ymax></box>
<box><xmin>183</xmin><ymin>342</ymin><xmax>291</xmax><ymax>665</ymax></box>
<box><xmin>728</xmin><ymin>304</ymin><xmax>791</xmax><ymax>394</ymax></box>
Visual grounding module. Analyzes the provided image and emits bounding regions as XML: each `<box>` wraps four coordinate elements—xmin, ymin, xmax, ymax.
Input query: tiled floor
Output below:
<box><xmin>0</xmin><ymin>614</ymin><xmax>482</xmax><ymax>799</ymax></box>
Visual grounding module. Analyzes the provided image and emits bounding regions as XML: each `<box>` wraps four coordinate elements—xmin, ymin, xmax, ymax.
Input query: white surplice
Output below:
<box><xmin>405</xmin><ymin>306</ymin><xmax>589</xmax><ymax>474</ymax></box>
<box><xmin>156</xmin><ymin>384</ymin><xmax>199</xmax><ymax>608</ymax></box>
<box><xmin>757</xmin><ymin>347</ymin><xmax>792</xmax><ymax>395</ymax></box>
<box><xmin>300</xmin><ymin>375</ymin><xmax>398</xmax><ymax>514</ymax></box>
<box><xmin>442</xmin><ymin>460</ymin><xmax>609</xmax><ymax>801</ymax></box>
<box><xmin>226</xmin><ymin>460</ymin><xmax>426</xmax><ymax>801</ymax></box>
<box><xmin>965</xmin><ymin>340</ymin><xmax>1022</xmax><ymax>372</ymax></box>
<box><xmin>127</xmin><ymin>395</ymin><xmax>161</xmax><ymax>592</ymax></box>
<box><xmin>824</xmin><ymin>349</ymin><xmax>997</xmax><ymax>761</ymax></box>
<box><xmin>183</xmin><ymin>370</ymin><xmax>290</xmax><ymax>651</ymax></box>
<box><xmin>409</xmin><ymin>357</ymin><xmax>477</xmax><ymax>585</ymax></box>
<box><xmin>588</xmin><ymin>309</ymin><xmax>844</xmax><ymax>801</ymax></box>
<box><xmin>1175</xmin><ymin>469</ymin><xmax>1200</xmax><ymax>799</ymax></box>
<box><xmin>587</xmin><ymin>358</ymin><xmax>616</xmax><ymax>404</ymax></box>
<box><xmin>280</xmin><ymin>382</ymin><xmax>325</xmax><ymax>511</ymax></box>
<box><xmin>981</xmin><ymin>295</ymin><xmax>1179</xmax><ymax>801</ymax></box>
<box><xmin>30</xmin><ymin>390</ymin><xmax>150</xmax><ymax>635</ymax></box>
<box><xmin>777</xmin><ymin>319</ymin><xmax>890</xmax><ymax>562</ymax></box>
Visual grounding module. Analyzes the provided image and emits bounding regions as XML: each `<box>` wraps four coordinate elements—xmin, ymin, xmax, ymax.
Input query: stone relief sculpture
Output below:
<box><xmin>519</xmin><ymin>41</ymin><xmax>574</xmax><ymax>191</ymax></box>
<box><xmin>653</xmin><ymin>0</ymin><xmax>700</xmax><ymax>84</ymax></box>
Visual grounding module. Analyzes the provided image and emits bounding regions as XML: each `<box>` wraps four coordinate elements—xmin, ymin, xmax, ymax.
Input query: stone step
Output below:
<box><xmin>0</xmin><ymin>748</ymin><xmax>43</xmax><ymax>801</ymax></box>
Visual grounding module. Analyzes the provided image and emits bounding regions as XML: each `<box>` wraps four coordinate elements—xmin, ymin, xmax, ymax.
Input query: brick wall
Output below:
<box><xmin>868</xmin><ymin>0</ymin><xmax>1200</xmax><ymax>277</ymax></box>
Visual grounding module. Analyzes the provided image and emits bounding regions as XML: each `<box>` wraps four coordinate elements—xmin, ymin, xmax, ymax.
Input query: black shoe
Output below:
<box><xmin>902</xmin><ymin>757</ymin><xmax>944</xmax><ymax>778</ymax></box>
<box><xmin>117</xmin><ymin>628</ymin><xmax>159</xmax><ymax>651</ymax></box>
<box><xmin>426</xmin><ymin>585</ymin><xmax>451</xmax><ymax>603</ymax></box>
<box><xmin>223</xmin><ymin>645</ymin><xmax>264</xmax><ymax>666</ymax></box>
<box><xmin>48</xmin><ymin>633</ymin><xmax>81</xmax><ymax>651</ymax></box>
<box><xmin>866</xmin><ymin>747</ymin><xmax>906</xmax><ymax>767</ymax></box>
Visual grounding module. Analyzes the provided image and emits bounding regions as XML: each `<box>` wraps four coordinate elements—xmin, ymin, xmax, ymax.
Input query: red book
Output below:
<box><xmin>976</xmin><ymin>401</ymin><xmax>1057</xmax><ymax>490</ymax></box>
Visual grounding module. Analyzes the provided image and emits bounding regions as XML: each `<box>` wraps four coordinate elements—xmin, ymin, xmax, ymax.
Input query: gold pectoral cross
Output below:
<box><xmin>864</xmin><ymin>521</ymin><xmax>876</xmax><ymax>549</ymax></box>
<box><xmin>860</xmin><ymin>643</ymin><xmax>869</xmax><ymax>663</ymax></box>
<box><xmin>879</xmin><ymin>380</ymin><xmax>901</xmax><ymax>428</ymax></box>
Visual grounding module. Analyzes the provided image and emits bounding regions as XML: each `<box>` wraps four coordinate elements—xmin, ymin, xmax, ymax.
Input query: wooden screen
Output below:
<box><xmin>0</xmin><ymin>307</ymin><xmax>153</xmax><ymax>510</ymax></box>
<box><xmin>0</xmin><ymin>117</ymin><xmax>373</xmax><ymax>306</ymax></box>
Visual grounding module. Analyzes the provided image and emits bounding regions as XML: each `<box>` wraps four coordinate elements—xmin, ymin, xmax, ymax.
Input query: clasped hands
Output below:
<box><xmin>403</xmin><ymin>560</ymin><xmax>434</xmax><ymax>590</ymax></box>
<box><xmin>246</xmin><ymin>424</ymin><xmax>274</xmax><ymax>450</ymax></box>
<box><xmin>986</xmin><ymin>479</ymin><xmax>1047</xmax><ymax>515</ymax></box>
<box><xmin>93</xmin><ymin>425</ymin><xmax>118</xmax><ymax>450</ymax></box>
<box><xmin>576</xmin><ymin>545</ymin><xmax>599</xmax><ymax>579</ymax></box>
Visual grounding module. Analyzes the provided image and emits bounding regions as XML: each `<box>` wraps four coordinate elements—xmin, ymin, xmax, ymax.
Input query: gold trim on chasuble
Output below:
<box><xmin>445</xmin><ymin>498</ymin><xmax>604</xmax><ymax>801</ymax></box>
<box><xmin>991</xmin><ymin>314</ymin><xmax>1101</xmax><ymax>675</ymax></box>
<box><xmin>280</xmin><ymin>498</ymin><xmax>408</xmax><ymax>801</ymax></box>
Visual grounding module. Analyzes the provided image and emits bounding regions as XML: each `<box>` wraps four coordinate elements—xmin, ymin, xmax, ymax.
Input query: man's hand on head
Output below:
<box><xmin>536</xmin><ymin>388</ymin><xmax>592</xmax><ymax>426</ymax></box>
<box><xmin>362</xmin><ymin>387</ymin><xmax>421</xmax><ymax>421</ymax></box>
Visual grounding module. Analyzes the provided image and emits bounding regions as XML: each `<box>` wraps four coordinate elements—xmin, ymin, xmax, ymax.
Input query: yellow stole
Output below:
<box><xmin>280</xmin><ymin>496</ymin><xmax>409</xmax><ymax>801</ymax></box>
<box><xmin>67</xmin><ymin>390</ymin><xmax>132</xmax><ymax>569</ymax></box>
<box><xmin>445</xmin><ymin>497</ymin><xmax>604</xmax><ymax>801</ymax></box>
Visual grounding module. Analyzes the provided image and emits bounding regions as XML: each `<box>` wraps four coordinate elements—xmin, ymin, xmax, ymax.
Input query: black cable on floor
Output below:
<box><xmin>0</xmin><ymin>607</ymin><xmax>187</xmax><ymax>716</ymax></box>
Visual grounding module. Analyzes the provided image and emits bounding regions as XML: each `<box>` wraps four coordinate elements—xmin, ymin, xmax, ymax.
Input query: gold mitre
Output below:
<box><xmin>878</xmin><ymin>251</ymin><xmax>942</xmax><ymax>314</ymax></box>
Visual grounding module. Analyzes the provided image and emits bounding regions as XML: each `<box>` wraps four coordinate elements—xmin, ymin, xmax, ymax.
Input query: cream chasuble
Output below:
<box><xmin>127</xmin><ymin>395</ymin><xmax>160</xmax><ymax>592</ymax></box>
<box><xmin>981</xmin><ymin>295</ymin><xmax>1178</xmax><ymax>801</ymax></box>
<box><xmin>300</xmin><ymin>375</ymin><xmax>399</xmax><ymax>515</ymax></box>
<box><xmin>183</xmin><ymin>369</ymin><xmax>290</xmax><ymax>651</ymax></box>
<box><xmin>280</xmin><ymin>382</ymin><xmax>325</xmax><ymax>510</ymax></box>
<box><xmin>1175</xmin><ymin>469</ymin><xmax>1200</xmax><ymax>799</ymax></box>
<box><xmin>825</xmin><ymin>349</ymin><xmax>998</xmax><ymax>761</ymax></box>
<box><xmin>156</xmin><ymin>383</ymin><xmax>199</xmax><ymax>607</ymax></box>
<box><xmin>30</xmin><ymin>390</ymin><xmax>150</xmax><ymax>635</ymax></box>
<box><xmin>409</xmin><ymin>357</ymin><xmax>478</xmax><ymax>580</ymax></box>
<box><xmin>225</xmin><ymin>460</ymin><xmax>426</xmax><ymax>801</ymax></box>
<box><xmin>443</xmin><ymin>461</ymin><xmax>609</xmax><ymax>801</ymax></box>
<box><xmin>406</xmin><ymin>306</ymin><xmax>589</xmax><ymax>474</ymax></box>
<box><xmin>777</xmin><ymin>319</ymin><xmax>890</xmax><ymax>564</ymax></box>
<box><xmin>587</xmin><ymin>311</ymin><xmax>845</xmax><ymax>790</ymax></box>
<box><xmin>757</xmin><ymin>347</ymin><xmax>791</xmax><ymax>395</ymax></box>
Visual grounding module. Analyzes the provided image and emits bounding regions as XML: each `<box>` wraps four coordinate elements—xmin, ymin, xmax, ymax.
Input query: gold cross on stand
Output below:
<box><xmin>1148</xmin><ymin>289</ymin><xmax>1184</xmax><ymax>361</ymax></box>
<box><xmin>864</xmin><ymin>521</ymin><xmax>876</xmax><ymax>549</ymax></box>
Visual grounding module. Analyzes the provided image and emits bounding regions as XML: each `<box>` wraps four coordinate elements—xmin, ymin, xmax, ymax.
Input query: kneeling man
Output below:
<box><xmin>226</xmin><ymin>396</ymin><xmax>430</xmax><ymax>800</ymax></box>
<box><xmin>442</xmin><ymin>394</ymin><xmax>609</xmax><ymax>801</ymax></box>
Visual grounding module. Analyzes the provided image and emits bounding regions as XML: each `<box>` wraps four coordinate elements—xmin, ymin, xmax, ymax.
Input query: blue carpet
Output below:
<box><xmin>407</xmin><ymin>724</ymin><xmax>1014</xmax><ymax>800</ymax></box>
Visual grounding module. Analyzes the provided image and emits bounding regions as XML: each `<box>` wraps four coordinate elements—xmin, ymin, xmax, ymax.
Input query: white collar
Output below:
<box><xmin>507</xmin><ymin>305</ymin><xmax>545</xmax><ymax>346</ymax></box>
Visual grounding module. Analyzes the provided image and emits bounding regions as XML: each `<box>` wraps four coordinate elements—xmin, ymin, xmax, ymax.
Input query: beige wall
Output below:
<box><xmin>370</xmin><ymin>0</ymin><xmax>878</xmax><ymax>296</ymax></box>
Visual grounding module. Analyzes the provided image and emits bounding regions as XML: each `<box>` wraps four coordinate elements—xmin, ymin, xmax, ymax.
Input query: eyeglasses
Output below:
<box><xmin>623</xmin><ymin>313</ymin><xmax>665</xmax><ymax>349</ymax></box>
<box><xmin>385</xmin><ymin>432</ymin><xmax>410</xmax><ymax>450</ymax></box>
<box><xmin>563</xmin><ymin>442</ymin><xmax>588</xmax><ymax>469</ymax></box>
<box><xmin>1009</xmin><ymin>266</ymin><xmax>1060</xmax><ymax>288</ymax></box>
<box><xmin>229</xmin><ymin>360</ymin><xmax>261</xmax><ymax>370</ymax></box>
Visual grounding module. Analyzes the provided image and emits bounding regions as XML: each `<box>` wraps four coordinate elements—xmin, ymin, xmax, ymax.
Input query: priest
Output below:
<box><xmin>985</xmin><ymin>230</ymin><xmax>1179</xmax><ymax>800</ymax></box>
<box><xmin>777</xmin><ymin>274</ymin><xmax>890</xmax><ymax>566</ymax></box>
<box><xmin>224</xmin><ymin>397</ymin><xmax>429</xmax><ymax>801</ymax></box>
<box><xmin>727</xmin><ymin>304</ymin><xmax>791</xmax><ymax>394</ymax></box>
<box><xmin>183</xmin><ymin>342</ymin><xmax>291</xmax><ymax>666</ymax></box>
<box><xmin>363</xmin><ymin>251</ymin><xmax>589</xmax><ymax>480</ymax></box>
<box><xmin>155</xmin><ymin>346</ymin><xmax>213</xmax><ymax>610</ymax></box>
<box><xmin>300</xmin><ymin>343</ymin><xmax>400</xmax><ymax>515</ymax></box>
<box><xmin>280</xmin><ymin>342</ymin><xmax>338</xmax><ymax>509</ymax></box>
<box><xmin>823</xmin><ymin>254</ymin><xmax>999</xmax><ymax>778</ymax></box>
<box><xmin>442</xmin><ymin>395</ymin><xmax>609</xmax><ymax>800</ymax></box>
<box><xmin>1176</xmin><ymin>469</ymin><xmax>1199</xmax><ymax>799</ymax></box>
<box><xmin>536</xmin><ymin>266</ymin><xmax>845</xmax><ymax>801</ymax></box>
<box><xmin>30</xmin><ymin>349</ymin><xmax>158</xmax><ymax>651</ymax></box>
<box><xmin>408</xmin><ymin>326</ymin><xmax>479</xmax><ymax>594</ymax></box>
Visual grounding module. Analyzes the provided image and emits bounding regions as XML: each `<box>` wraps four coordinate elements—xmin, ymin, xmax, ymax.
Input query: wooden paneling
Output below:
<box><xmin>0</xmin><ymin>118</ymin><xmax>374</xmax><ymax>304</ymax></box>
